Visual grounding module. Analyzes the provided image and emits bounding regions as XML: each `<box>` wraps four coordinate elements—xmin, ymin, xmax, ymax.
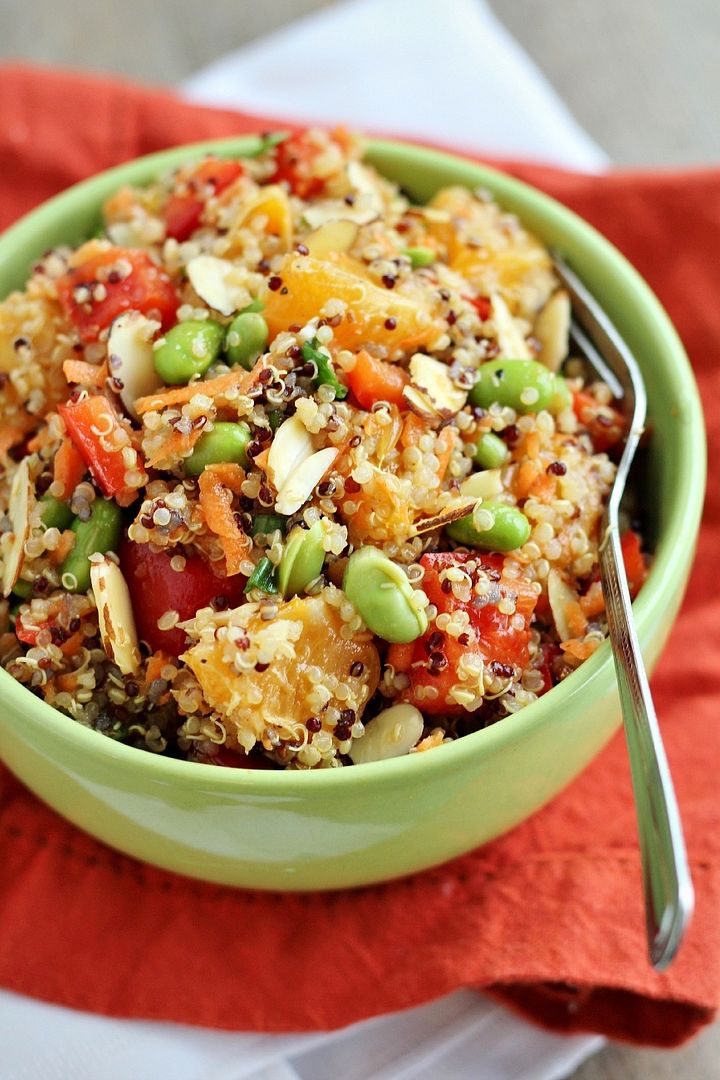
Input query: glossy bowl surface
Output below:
<box><xmin>0</xmin><ymin>138</ymin><xmax>706</xmax><ymax>890</ymax></box>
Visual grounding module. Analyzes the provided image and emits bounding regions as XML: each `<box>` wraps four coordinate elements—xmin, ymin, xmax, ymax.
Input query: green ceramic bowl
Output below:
<box><xmin>0</xmin><ymin>138</ymin><xmax>706</xmax><ymax>890</ymax></box>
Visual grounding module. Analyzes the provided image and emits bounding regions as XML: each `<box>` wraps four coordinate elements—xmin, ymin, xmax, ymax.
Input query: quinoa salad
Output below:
<box><xmin>0</xmin><ymin>129</ymin><xmax>647</xmax><ymax>770</ymax></box>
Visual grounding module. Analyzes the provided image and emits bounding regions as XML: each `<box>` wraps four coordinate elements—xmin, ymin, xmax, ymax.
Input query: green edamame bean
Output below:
<box><xmin>445</xmin><ymin>501</ymin><xmax>531</xmax><ymax>552</ymax></box>
<box><xmin>278</xmin><ymin>521</ymin><xmax>325</xmax><ymax>598</ymax></box>
<box><xmin>403</xmin><ymin>246</ymin><xmax>435</xmax><ymax>269</ymax></box>
<box><xmin>473</xmin><ymin>431</ymin><xmax>509</xmax><ymax>470</ymax></box>
<box><xmin>469</xmin><ymin>359</ymin><xmax>571</xmax><ymax>415</ymax></box>
<box><xmin>241</xmin><ymin>298</ymin><xmax>265</xmax><ymax>313</ymax></box>
<box><xmin>39</xmin><ymin>493</ymin><xmax>75</xmax><ymax>531</ymax></box>
<box><xmin>12</xmin><ymin>578</ymin><xmax>33</xmax><ymax>600</ymax></box>
<box><xmin>224</xmin><ymin>311</ymin><xmax>269</xmax><ymax>370</ymax></box>
<box><xmin>59</xmin><ymin>498</ymin><xmax>124</xmax><ymax>593</ymax></box>
<box><xmin>343</xmin><ymin>546</ymin><xmax>428</xmax><ymax>644</ymax></box>
<box><xmin>184</xmin><ymin>422</ymin><xmax>251</xmax><ymax>476</ymax></box>
<box><xmin>251</xmin><ymin>514</ymin><xmax>287</xmax><ymax>537</ymax></box>
<box><xmin>153</xmin><ymin>320</ymin><xmax>225</xmax><ymax>385</ymax></box>
<box><xmin>245</xmin><ymin>556</ymin><xmax>278</xmax><ymax>595</ymax></box>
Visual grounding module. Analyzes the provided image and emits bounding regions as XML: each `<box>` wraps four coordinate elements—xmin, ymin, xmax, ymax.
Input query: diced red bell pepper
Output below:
<box><xmin>621</xmin><ymin>529</ymin><xmax>648</xmax><ymax>597</ymax></box>
<box><xmin>119</xmin><ymin>539</ymin><xmax>247</xmax><ymax>657</ymax></box>
<box><xmin>346</xmin><ymin>350</ymin><xmax>410</xmax><ymax>410</ymax></box>
<box><xmin>269</xmin><ymin>131</ymin><xmax>330</xmax><ymax>199</ymax></box>
<box><xmin>573</xmin><ymin>390</ymin><xmax>627</xmax><ymax>453</ymax></box>
<box><xmin>468</xmin><ymin>295</ymin><xmax>492</xmax><ymax>321</ymax></box>
<box><xmin>388</xmin><ymin>551</ymin><xmax>538</xmax><ymax>715</ymax></box>
<box><xmin>15</xmin><ymin>615</ymin><xmax>50</xmax><ymax>646</ymax></box>
<box><xmin>56</xmin><ymin>247</ymin><xmax>179</xmax><ymax>343</ymax></box>
<box><xmin>58</xmin><ymin>395</ymin><xmax>145</xmax><ymax>506</ymax></box>
<box><xmin>164</xmin><ymin>158</ymin><xmax>245</xmax><ymax>242</ymax></box>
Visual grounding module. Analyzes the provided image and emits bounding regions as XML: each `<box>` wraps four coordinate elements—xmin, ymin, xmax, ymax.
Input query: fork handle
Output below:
<box><xmin>600</xmin><ymin>525</ymin><xmax>694</xmax><ymax>969</ymax></box>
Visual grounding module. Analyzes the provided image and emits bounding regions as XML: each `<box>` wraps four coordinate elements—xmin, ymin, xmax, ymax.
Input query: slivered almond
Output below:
<box><xmin>90</xmin><ymin>557</ymin><xmax>141</xmax><ymax>675</ymax></box>
<box><xmin>107</xmin><ymin>310</ymin><xmax>162</xmax><ymax>419</ymax></box>
<box><xmin>491</xmin><ymin>292</ymin><xmax>532</xmax><ymax>359</ymax></box>
<box><xmin>275</xmin><ymin>447</ymin><xmax>338</xmax><ymax>516</ymax></box>
<box><xmin>534</xmin><ymin>289</ymin><xmax>570</xmax><ymax>372</ymax></box>
<box><xmin>547</xmin><ymin>568</ymin><xmax>578</xmax><ymax>644</ymax></box>
<box><xmin>186</xmin><ymin>255</ymin><xmax>250</xmax><ymax>316</ymax></box>
<box><xmin>267</xmin><ymin>415</ymin><xmax>315</xmax><ymax>493</ymax></box>
<box><xmin>460</xmin><ymin>469</ymin><xmax>503</xmax><ymax>500</ymax></box>
<box><xmin>2</xmin><ymin>460</ymin><xmax>34</xmax><ymax>597</ymax></box>
<box><xmin>349</xmin><ymin>703</ymin><xmax>424</xmax><ymax>765</ymax></box>
<box><xmin>410</xmin><ymin>500</ymin><xmax>477</xmax><ymax>536</ymax></box>
<box><xmin>304</xmin><ymin>219</ymin><xmax>359</xmax><ymax>258</ymax></box>
<box><xmin>403</xmin><ymin>353</ymin><xmax>467</xmax><ymax>419</ymax></box>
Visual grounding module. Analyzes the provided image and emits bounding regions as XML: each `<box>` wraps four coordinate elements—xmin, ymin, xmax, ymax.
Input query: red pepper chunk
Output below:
<box><xmin>56</xmin><ymin>247</ymin><xmax>179</xmax><ymax>343</ymax></box>
<box><xmin>58</xmin><ymin>396</ymin><xmax>146</xmax><ymax>506</ymax></box>
<box><xmin>269</xmin><ymin>132</ymin><xmax>330</xmax><ymax>199</ymax></box>
<box><xmin>621</xmin><ymin>529</ymin><xmax>648</xmax><ymax>598</ymax></box>
<box><xmin>346</xmin><ymin>350</ymin><xmax>410</xmax><ymax>410</ymax></box>
<box><xmin>164</xmin><ymin>158</ymin><xmax>245</xmax><ymax>242</ymax></box>
<box><xmin>573</xmin><ymin>390</ymin><xmax>627</xmax><ymax>453</ymax></box>
<box><xmin>119</xmin><ymin>540</ymin><xmax>247</xmax><ymax>657</ymax></box>
<box><xmin>388</xmin><ymin>551</ymin><xmax>538</xmax><ymax>716</ymax></box>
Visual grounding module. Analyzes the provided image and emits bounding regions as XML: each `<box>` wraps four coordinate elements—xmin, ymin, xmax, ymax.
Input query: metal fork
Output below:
<box><xmin>552</xmin><ymin>253</ymin><xmax>694</xmax><ymax>970</ymax></box>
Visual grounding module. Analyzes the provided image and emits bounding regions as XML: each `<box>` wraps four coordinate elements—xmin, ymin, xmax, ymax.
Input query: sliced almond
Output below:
<box><xmin>267</xmin><ymin>415</ymin><xmax>315</xmax><ymax>493</ymax></box>
<box><xmin>547</xmin><ymin>568</ymin><xmax>578</xmax><ymax>644</ymax></box>
<box><xmin>404</xmin><ymin>353</ymin><xmax>467</xmax><ymax>419</ymax></box>
<box><xmin>491</xmin><ymin>292</ymin><xmax>532</xmax><ymax>359</ymax></box>
<box><xmin>349</xmin><ymin>703</ymin><xmax>424</xmax><ymax>765</ymax></box>
<box><xmin>534</xmin><ymin>289</ymin><xmax>570</xmax><ymax>372</ymax></box>
<box><xmin>90</xmin><ymin>556</ymin><xmax>141</xmax><ymax>675</ymax></box>
<box><xmin>275</xmin><ymin>447</ymin><xmax>338</xmax><ymax>516</ymax></box>
<box><xmin>107</xmin><ymin>310</ymin><xmax>162</xmax><ymax>419</ymax></box>
<box><xmin>460</xmin><ymin>469</ymin><xmax>503</xmax><ymax>500</ymax></box>
<box><xmin>303</xmin><ymin>219</ymin><xmax>359</xmax><ymax>258</ymax></box>
<box><xmin>186</xmin><ymin>255</ymin><xmax>251</xmax><ymax>317</ymax></box>
<box><xmin>2</xmin><ymin>459</ymin><xmax>34</xmax><ymax>597</ymax></box>
<box><xmin>302</xmin><ymin>200</ymin><xmax>380</xmax><ymax>229</ymax></box>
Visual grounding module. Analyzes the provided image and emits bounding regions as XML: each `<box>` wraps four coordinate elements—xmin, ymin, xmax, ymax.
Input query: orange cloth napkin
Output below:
<box><xmin>0</xmin><ymin>64</ymin><xmax>718</xmax><ymax>1048</ymax></box>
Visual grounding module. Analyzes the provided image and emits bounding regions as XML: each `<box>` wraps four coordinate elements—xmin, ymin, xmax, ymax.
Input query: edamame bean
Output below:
<box><xmin>251</xmin><ymin>514</ymin><xmax>287</xmax><ymax>537</ymax></box>
<box><xmin>278</xmin><ymin>521</ymin><xmax>325</xmax><ymax>598</ymax></box>
<box><xmin>184</xmin><ymin>422</ymin><xmax>251</xmax><ymax>476</ymax></box>
<box><xmin>39</xmin><ymin>494</ymin><xmax>75</xmax><ymax>531</ymax></box>
<box><xmin>469</xmin><ymin>359</ymin><xmax>571</xmax><ymax>414</ymax></box>
<box><xmin>153</xmin><ymin>320</ymin><xmax>225</xmax><ymax>385</ymax></box>
<box><xmin>241</xmin><ymin>299</ymin><xmax>265</xmax><ymax>313</ymax></box>
<box><xmin>245</xmin><ymin>556</ymin><xmax>278</xmax><ymax>595</ymax></box>
<box><xmin>343</xmin><ymin>546</ymin><xmax>428</xmax><ymax>644</ymax></box>
<box><xmin>473</xmin><ymin>431</ymin><xmax>509</xmax><ymax>470</ymax></box>
<box><xmin>445</xmin><ymin>501</ymin><xmax>531</xmax><ymax>552</ymax></box>
<box><xmin>403</xmin><ymin>246</ymin><xmax>435</xmax><ymax>269</ymax></box>
<box><xmin>59</xmin><ymin>498</ymin><xmax>124</xmax><ymax>592</ymax></box>
<box><xmin>224</xmin><ymin>311</ymin><xmax>269</xmax><ymax>370</ymax></box>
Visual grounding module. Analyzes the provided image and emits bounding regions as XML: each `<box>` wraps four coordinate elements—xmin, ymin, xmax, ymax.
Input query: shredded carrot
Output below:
<box><xmin>143</xmin><ymin>651</ymin><xmax>174</xmax><ymax>689</ymax></box>
<box><xmin>561</xmin><ymin>638</ymin><xmax>597</xmax><ymax>662</ymax></box>
<box><xmin>62</xmin><ymin>359</ymin><xmax>108</xmax><ymax>387</ymax></box>
<box><xmin>386</xmin><ymin>642</ymin><xmax>415</xmax><ymax>672</ymax></box>
<box><xmin>198</xmin><ymin>463</ymin><xmax>251</xmax><ymax>576</ymax></box>
<box><xmin>59</xmin><ymin>631</ymin><xmax>84</xmax><ymax>658</ymax></box>
<box><xmin>53</xmin><ymin>437</ymin><xmax>86</xmax><ymax>499</ymax></box>
<box><xmin>56</xmin><ymin>671</ymin><xmax>80</xmax><ymax>693</ymax></box>
<box><xmin>146</xmin><ymin>426</ymin><xmax>205</xmax><ymax>469</ymax></box>
<box><xmin>0</xmin><ymin>424</ymin><xmax>30</xmax><ymax>455</ymax></box>
<box><xmin>48</xmin><ymin>529</ymin><xmax>76</xmax><ymax>566</ymax></box>
<box><xmin>564</xmin><ymin>599</ymin><xmax>589</xmax><ymax>640</ymax></box>
<box><xmin>135</xmin><ymin>357</ymin><xmax>266</xmax><ymax>415</ymax></box>
<box><xmin>25</xmin><ymin>424</ymin><xmax>53</xmax><ymax>454</ymax></box>
<box><xmin>579</xmin><ymin>580</ymin><xmax>605</xmax><ymax>619</ymax></box>
<box><xmin>401</xmin><ymin>412</ymin><xmax>426</xmax><ymax>448</ymax></box>
<box><xmin>512</xmin><ymin>459</ymin><xmax>541</xmax><ymax>500</ymax></box>
<box><xmin>435</xmin><ymin>426</ymin><xmax>457</xmax><ymax>480</ymax></box>
<box><xmin>527</xmin><ymin>472</ymin><xmax>556</xmax><ymax>502</ymax></box>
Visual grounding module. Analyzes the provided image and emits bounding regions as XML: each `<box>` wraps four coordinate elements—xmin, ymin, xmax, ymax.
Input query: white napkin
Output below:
<box><xmin>182</xmin><ymin>0</ymin><xmax>609</xmax><ymax>170</ymax></box>
<box><xmin>2</xmin><ymin>1</ymin><xmax>610</xmax><ymax>1076</ymax></box>
<box><xmin>0</xmin><ymin>987</ymin><xmax>602</xmax><ymax>1080</ymax></box>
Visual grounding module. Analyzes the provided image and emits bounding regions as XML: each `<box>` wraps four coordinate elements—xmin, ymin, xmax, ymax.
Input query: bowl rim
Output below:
<box><xmin>0</xmin><ymin>135</ymin><xmax>707</xmax><ymax>793</ymax></box>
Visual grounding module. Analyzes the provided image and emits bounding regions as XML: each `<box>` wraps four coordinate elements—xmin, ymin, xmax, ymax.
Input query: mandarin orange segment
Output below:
<box><xmin>260</xmin><ymin>253</ymin><xmax>441</xmax><ymax>352</ymax></box>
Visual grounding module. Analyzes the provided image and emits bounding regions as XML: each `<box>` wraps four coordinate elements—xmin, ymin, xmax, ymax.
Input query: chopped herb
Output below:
<box><xmin>301</xmin><ymin>338</ymin><xmax>348</xmax><ymax>400</ymax></box>
<box><xmin>245</xmin><ymin>556</ymin><xmax>278</xmax><ymax>594</ymax></box>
